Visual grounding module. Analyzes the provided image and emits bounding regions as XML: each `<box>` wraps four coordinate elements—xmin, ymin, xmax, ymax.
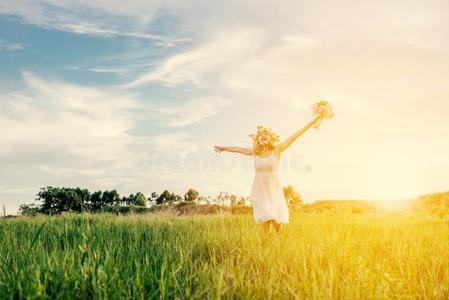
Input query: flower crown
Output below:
<box><xmin>248</xmin><ymin>125</ymin><xmax>280</xmax><ymax>144</ymax></box>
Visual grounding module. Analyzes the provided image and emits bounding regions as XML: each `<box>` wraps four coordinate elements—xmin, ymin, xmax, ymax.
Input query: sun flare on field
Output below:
<box><xmin>365</xmin><ymin>161</ymin><xmax>421</xmax><ymax>202</ymax></box>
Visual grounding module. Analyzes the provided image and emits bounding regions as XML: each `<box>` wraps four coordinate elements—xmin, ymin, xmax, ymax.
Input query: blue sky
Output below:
<box><xmin>1</xmin><ymin>1</ymin><xmax>449</xmax><ymax>214</ymax></box>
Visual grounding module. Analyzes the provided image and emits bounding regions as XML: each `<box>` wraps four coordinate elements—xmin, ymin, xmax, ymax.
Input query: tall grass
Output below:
<box><xmin>1</xmin><ymin>212</ymin><xmax>449</xmax><ymax>299</ymax></box>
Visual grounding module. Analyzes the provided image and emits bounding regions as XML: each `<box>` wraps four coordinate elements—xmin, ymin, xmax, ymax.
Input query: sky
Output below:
<box><xmin>1</xmin><ymin>0</ymin><xmax>449</xmax><ymax>214</ymax></box>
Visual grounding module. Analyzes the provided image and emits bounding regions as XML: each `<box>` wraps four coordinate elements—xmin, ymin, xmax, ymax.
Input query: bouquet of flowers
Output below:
<box><xmin>311</xmin><ymin>100</ymin><xmax>334</xmax><ymax>130</ymax></box>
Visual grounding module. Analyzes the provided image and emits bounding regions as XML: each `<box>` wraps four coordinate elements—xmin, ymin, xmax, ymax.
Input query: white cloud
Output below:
<box><xmin>44</xmin><ymin>22</ymin><xmax>191</xmax><ymax>47</ymax></box>
<box><xmin>143</xmin><ymin>97</ymin><xmax>231</xmax><ymax>127</ymax></box>
<box><xmin>0</xmin><ymin>38</ymin><xmax>23</xmax><ymax>52</ymax></box>
<box><xmin>137</xmin><ymin>132</ymin><xmax>198</xmax><ymax>153</ymax></box>
<box><xmin>0</xmin><ymin>0</ymin><xmax>190</xmax><ymax>47</ymax></box>
<box><xmin>120</xmin><ymin>0</ymin><xmax>449</xmax><ymax>112</ymax></box>
<box><xmin>66</xmin><ymin>66</ymin><xmax>129</xmax><ymax>76</ymax></box>
<box><xmin>125</xmin><ymin>27</ymin><xmax>269</xmax><ymax>88</ymax></box>
<box><xmin>0</xmin><ymin>72</ymin><xmax>141</xmax><ymax>164</ymax></box>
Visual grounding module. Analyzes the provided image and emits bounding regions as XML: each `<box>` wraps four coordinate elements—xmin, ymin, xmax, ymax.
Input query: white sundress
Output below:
<box><xmin>250</xmin><ymin>152</ymin><xmax>289</xmax><ymax>224</ymax></box>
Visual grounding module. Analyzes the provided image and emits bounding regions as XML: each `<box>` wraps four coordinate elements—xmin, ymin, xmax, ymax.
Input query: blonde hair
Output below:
<box><xmin>249</xmin><ymin>125</ymin><xmax>280</xmax><ymax>156</ymax></box>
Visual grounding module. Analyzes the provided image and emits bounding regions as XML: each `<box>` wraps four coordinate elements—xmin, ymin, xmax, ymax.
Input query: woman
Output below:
<box><xmin>214</xmin><ymin>114</ymin><xmax>323</xmax><ymax>233</ymax></box>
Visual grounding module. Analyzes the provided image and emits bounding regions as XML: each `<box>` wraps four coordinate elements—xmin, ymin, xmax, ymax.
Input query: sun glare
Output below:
<box><xmin>366</xmin><ymin>161</ymin><xmax>421</xmax><ymax>201</ymax></box>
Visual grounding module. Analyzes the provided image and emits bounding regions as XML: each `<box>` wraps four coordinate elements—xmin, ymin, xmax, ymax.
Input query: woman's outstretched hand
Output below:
<box><xmin>314</xmin><ymin>112</ymin><xmax>324</xmax><ymax>123</ymax></box>
<box><xmin>214</xmin><ymin>146</ymin><xmax>253</xmax><ymax>156</ymax></box>
<box><xmin>214</xmin><ymin>146</ymin><xmax>225</xmax><ymax>153</ymax></box>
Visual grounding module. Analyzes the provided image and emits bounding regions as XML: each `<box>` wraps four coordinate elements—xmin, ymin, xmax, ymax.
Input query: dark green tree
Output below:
<box><xmin>19</xmin><ymin>203</ymin><xmax>41</xmax><ymax>216</ymax></box>
<box><xmin>156</xmin><ymin>190</ymin><xmax>182</xmax><ymax>205</ymax></box>
<box><xmin>88</xmin><ymin>191</ymin><xmax>103</xmax><ymax>211</ymax></box>
<box><xmin>184</xmin><ymin>188</ymin><xmax>199</xmax><ymax>202</ymax></box>
<box><xmin>133</xmin><ymin>192</ymin><xmax>147</xmax><ymax>206</ymax></box>
<box><xmin>101</xmin><ymin>190</ymin><xmax>121</xmax><ymax>207</ymax></box>
<box><xmin>36</xmin><ymin>186</ymin><xmax>90</xmax><ymax>214</ymax></box>
<box><xmin>156</xmin><ymin>190</ymin><xmax>171</xmax><ymax>205</ymax></box>
<box><xmin>122</xmin><ymin>192</ymin><xmax>147</xmax><ymax>206</ymax></box>
<box><xmin>87</xmin><ymin>190</ymin><xmax>121</xmax><ymax>212</ymax></box>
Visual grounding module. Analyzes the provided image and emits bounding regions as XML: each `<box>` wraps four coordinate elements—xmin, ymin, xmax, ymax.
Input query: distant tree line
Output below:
<box><xmin>18</xmin><ymin>185</ymin><xmax>305</xmax><ymax>216</ymax></box>
<box><xmin>19</xmin><ymin>187</ymin><xmax>150</xmax><ymax>216</ymax></box>
<box><xmin>17</xmin><ymin>184</ymin><xmax>381</xmax><ymax>216</ymax></box>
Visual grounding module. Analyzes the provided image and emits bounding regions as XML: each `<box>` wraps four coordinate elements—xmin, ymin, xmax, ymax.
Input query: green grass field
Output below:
<box><xmin>1</xmin><ymin>212</ymin><xmax>449</xmax><ymax>299</ymax></box>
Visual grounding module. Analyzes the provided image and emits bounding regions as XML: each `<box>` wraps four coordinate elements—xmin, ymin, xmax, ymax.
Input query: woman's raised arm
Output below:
<box><xmin>275</xmin><ymin>115</ymin><xmax>322</xmax><ymax>153</ymax></box>
<box><xmin>214</xmin><ymin>146</ymin><xmax>254</xmax><ymax>156</ymax></box>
